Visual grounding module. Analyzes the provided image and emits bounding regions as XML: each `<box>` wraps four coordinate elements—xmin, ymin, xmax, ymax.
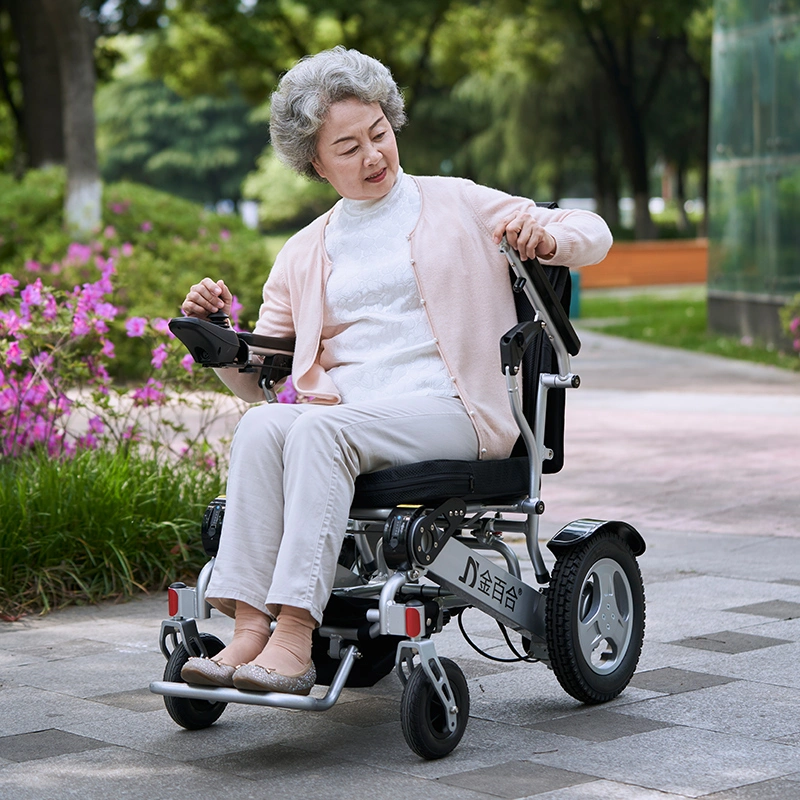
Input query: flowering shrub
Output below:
<box><xmin>780</xmin><ymin>294</ymin><xmax>800</xmax><ymax>364</ymax></box>
<box><xmin>0</xmin><ymin>170</ymin><xmax>272</xmax><ymax>346</ymax></box>
<box><xmin>0</xmin><ymin>252</ymin><xmax>249</xmax><ymax>463</ymax></box>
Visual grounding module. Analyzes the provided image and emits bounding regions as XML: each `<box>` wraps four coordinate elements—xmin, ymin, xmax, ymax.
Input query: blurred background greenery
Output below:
<box><xmin>0</xmin><ymin>0</ymin><xmax>712</xmax><ymax>241</ymax></box>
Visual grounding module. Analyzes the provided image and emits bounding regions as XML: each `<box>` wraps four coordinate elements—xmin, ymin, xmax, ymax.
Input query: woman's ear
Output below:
<box><xmin>311</xmin><ymin>158</ymin><xmax>326</xmax><ymax>180</ymax></box>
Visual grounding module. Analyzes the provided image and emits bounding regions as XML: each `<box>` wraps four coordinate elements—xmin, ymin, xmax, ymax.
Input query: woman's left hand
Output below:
<box><xmin>493</xmin><ymin>212</ymin><xmax>557</xmax><ymax>261</ymax></box>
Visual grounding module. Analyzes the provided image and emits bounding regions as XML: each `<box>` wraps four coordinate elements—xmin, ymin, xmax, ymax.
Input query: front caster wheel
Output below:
<box><xmin>163</xmin><ymin>633</ymin><xmax>228</xmax><ymax>730</ymax></box>
<box><xmin>546</xmin><ymin>531</ymin><xmax>645</xmax><ymax>704</ymax></box>
<box><xmin>400</xmin><ymin>657</ymin><xmax>469</xmax><ymax>760</ymax></box>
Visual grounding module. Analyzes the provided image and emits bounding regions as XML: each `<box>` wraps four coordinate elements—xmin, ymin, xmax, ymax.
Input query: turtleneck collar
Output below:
<box><xmin>339</xmin><ymin>167</ymin><xmax>406</xmax><ymax>218</ymax></box>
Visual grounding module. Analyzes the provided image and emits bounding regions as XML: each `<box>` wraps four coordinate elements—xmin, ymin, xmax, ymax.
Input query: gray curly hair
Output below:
<box><xmin>269</xmin><ymin>47</ymin><xmax>407</xmax><ymax>182</ymax></box>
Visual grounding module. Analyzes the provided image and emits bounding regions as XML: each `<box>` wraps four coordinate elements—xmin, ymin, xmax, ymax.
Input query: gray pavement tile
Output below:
<box><xmin>725</xmin><ymin>600</ymin><xmax>800</xmax><ymax>620</ymax></box>
<box><xmin>615</xmin><ymin>680</ymin><xmax>800</xmax><ymax>740</ymax></box>
<box><xmin>190</xmin><ymin>743</ymin><xmax>498</xmax><ymax>799</ymax></box>
<box><xmin>8</xmin><ymin>638</ymin><xmax>117</xmax><ymax>662</ymax></box>
<box><xmin>437</xmin><ymin>760</ymin><xmax>596</xmax><ymax>798</ymax></box>
<box><xmin>0</xmin><ymin>729</ymin><xmax>106</xmax><ymax>762</ymax></box>
<box><xmin>6</xmin><ymin>648</ymin><xmax>166</xmax><ymax>698</ymax></box>
<box><xmin>87</xmin><ymin>688</ymin><xmax>166</xmax><ymax>713</ymax></box>
<box><xmin>62</xmin><ymin>701</ymin><xmax>349</xmax><ymax>762</ymax></box>
<box><xmin>659</xmin><ymin>639</ymin><xmax>800</xmax><ymax>691</ymax></box>
<box><xmin>0</xmin><ymin>687</ymin><xmax>124</xmax><ymax>738</ymax></box>
<box><xmin>701</xmin><ymin>778</ymin><xmax>800</xmax><ymax>799</ymax></box>
<box><xmin>628</xmin><ymin>666</ymin><xmax>738</xmax><ymax>694</ymax></box>
<box><xmin>0</xmin><ymin>745</ymin><xmax>266</xmax><ymax>800</ymax></box>
<box><xmin>527</xmin><ymin>709</ymin><xmax>673</xmax><ymax>742</ymax></box>
<box><xmin>315</xmin><ymin>695</ymin><xmax>399</xmax><ymax>727</ymax></box>
<box><xmin>283</xmin><ymin>715</ymin><xmax>568</xmax><ymax>781</ymax></box>
<box><xmin>669</xmin><ymin>630</ymin><xmax>791</xmax><ymax>654</ymax></box>
<box><xmin>527</xmin><ymin>727</ymin><xmax>800</xmax><ymax>798</ymax></box>
<box><xmin>529</xmin><ymin>779</ymin><xmax>693</xmax><ymax>799</ymax></box>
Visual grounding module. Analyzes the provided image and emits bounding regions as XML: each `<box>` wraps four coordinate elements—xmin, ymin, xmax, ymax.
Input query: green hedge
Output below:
<box><xmin>0</xmin><ymin>168</ymin><xmax>272</xmax><ymax>329</ymax></box>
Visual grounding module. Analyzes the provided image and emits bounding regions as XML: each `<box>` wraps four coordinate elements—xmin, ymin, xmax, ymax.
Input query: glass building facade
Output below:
<box><xmin>708</xmin><ymin>0</ymin><xmax>800</xmax><ymax>342</ymax></box>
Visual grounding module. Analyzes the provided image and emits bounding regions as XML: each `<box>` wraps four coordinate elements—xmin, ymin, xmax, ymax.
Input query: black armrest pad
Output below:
<box><xmin>238</xmin><ymin>332</ymin><xmax>296</xmax><ymax>354</ymax></box>
<box><xmin>168</xmin><ymin>317</ymin><xmax>244</xmax><ymax>365</ymax></box>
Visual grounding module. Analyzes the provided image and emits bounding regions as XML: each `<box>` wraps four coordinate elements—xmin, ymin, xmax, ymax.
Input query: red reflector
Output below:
<box><xmin>405</xmin><ymin>607</ymin><xmax>422</xmax><ymax>638</ymax></box>
<box><xmin>168</xmin><ymin>588</ymin><xmax>179</xmax><ymax>617</ymax></box>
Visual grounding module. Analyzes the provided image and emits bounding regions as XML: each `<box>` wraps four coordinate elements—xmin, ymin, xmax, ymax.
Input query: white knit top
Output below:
<box><xmin>321</xmin><ymin>169</ymin><xmax>457</xmax><ymax>404</ymax></box>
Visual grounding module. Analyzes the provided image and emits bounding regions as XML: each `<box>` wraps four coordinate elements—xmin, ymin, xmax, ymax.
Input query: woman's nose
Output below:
<box><xmin>363</xmin><ymin>142</ymin><xmax>380</xmax><ymax>165</ymax></box>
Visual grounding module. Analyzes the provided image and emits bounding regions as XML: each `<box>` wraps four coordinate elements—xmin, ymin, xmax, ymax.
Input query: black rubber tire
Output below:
<box><xmin>163</xmin><ymin>633</ymin><xmax>228</xmax><ymax>730</ymax></box>
<box><xmin>546</xmin><ymin>530</ymin><xmax>645</xmax><ymax>704</ymax></box>
<box><xmin>400</xmin><ymin>657</ymin><xmax>469</xmax><ymax>760</ymax></box>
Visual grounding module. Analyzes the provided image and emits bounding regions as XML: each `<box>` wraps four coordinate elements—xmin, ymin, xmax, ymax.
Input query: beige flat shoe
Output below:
<box><xmin>232</xmin><ymin>662</ymin><xmax>316</xmax><ymax>695</ymax></box>
<box><xmin>180</xmin><ymin>656</ymin><xmax>237</xmax><ymax>687</ymax></box>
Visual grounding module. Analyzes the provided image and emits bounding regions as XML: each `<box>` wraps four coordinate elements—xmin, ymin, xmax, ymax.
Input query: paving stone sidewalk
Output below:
<box><xmin>2</xmin><ymin>330</ymin><xmax>800</xmax><ymax>800</ymax></box>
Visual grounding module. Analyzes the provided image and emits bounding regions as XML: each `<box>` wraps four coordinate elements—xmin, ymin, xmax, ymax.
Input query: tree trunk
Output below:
<box><xmin>609</xmin><ymin>84</ymin><xmax>656</xmax><ymax>239</ymax></box>
<box><xmin>7</xmin><ymin>0</ymin><xmax>64</xmax><ymax>168</ymax></box>
<box><xmin>41</xmin><ymin>0</ymin><xmax>100</xmax><ymax>238</ymax></box>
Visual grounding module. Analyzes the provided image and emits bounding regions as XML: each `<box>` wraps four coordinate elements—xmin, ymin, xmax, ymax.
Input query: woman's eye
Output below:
<box><xmin>374</xmin><ymin>132</ymin><xmax>385</xmax><ymax>141</ymax></box>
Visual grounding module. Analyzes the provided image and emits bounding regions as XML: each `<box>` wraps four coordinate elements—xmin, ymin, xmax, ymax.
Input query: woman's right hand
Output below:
<box><xmin>182</xmin><ymin>278</ymin><xmax>233</xmax><ymax>319</ymax></box>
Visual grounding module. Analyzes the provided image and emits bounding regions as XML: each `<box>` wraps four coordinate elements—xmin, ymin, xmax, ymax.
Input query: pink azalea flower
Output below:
<box><xmin>790</xmin><ymin>317</ymin><xmax>800</xmax><ymax>335</ymax></box>
<box><xmin>88</xmin><ymin>415</ymin><xmax>104</xmax><ymax>435</ymax></box>
<box><xmin>277</xmin><ymin>376</ymin><xmax>298</xmax><ymax>404</ymax></box>
<box><xmin>125</xmin><ymin>317</ymin><xmax>148</xmax><ymax>337</ymax></box>
<box><xmin>24</xmin><ymin>260</ymin><xmax>41</xmax><ymax>273</ymax></box>
<box><xmin>0</xmin><ymin>273</ymin><xmax>19</xmax><ymax>297</ymax></box>
<box><xmin>140</xmin><ymin>221</ymin><xmax>153</xmax><ymax>232</ymax></box>
<box><xmin>5</xmin><ymin>341</ymin><xmax>23</xmax><ymax>367</ymax></box>
<box><xmin>180</xmin><ymin>353</ymin><xmax>194</xmax><ymax>372</ymax></box>
<box><xmin>43</xmin><ymin>295</ymin><xmax>58</xmax><ymax>320</ymax></box>
<box><xmin>72</xmin><ymin>313</ymin><xmax>92</xmax><ymax>337</ymax></box>
<box><xmin>220</xmin><ymin>229</ymin><xmax>231</xmax><ymax>241</ymax></box>
<box><xmin>67</xmin><ymin>242</ymin><xmax>93</xmax><ymax>264</ymax></box>
<box><xmin>95</xmin><ymin>302</ymin><xmax>118</xmax><ymax>320</ymax></box>
<box><xmin>150</xmin><ymin>343</ymin><xmax>169</xmax><ymax>369</ymax></box>
<box><xmin>151</xmin><ymin>318</ymin><xmax>170</xmax><ymax>336</ymax></box>
<box><xmin>21</xmin><ymin>279</ymin><xmax>44</xmax><ymax>307</ymax></box>
<box><xmin>121</xmin><ymin>242</ymin><xmax>134</xmax><ymax>257</ymax></box>
<box><xmin>104</xmin><ymin>225</ymin><xmax>116</xmax><ymax>239</ymax></box>
<box><xmin>131</xmin><ymin>378</ymin><xmax>165</xmax><ymax>406</ymax></box>
<box><xmin>230</xmin><ymin>295</ymin><xmax>243</xmax><ymax>327</ymax></box>
<box><xmin>101</xmin><ymin>339</ymin><xmax>115</xmax><ymax>358</ymax></box>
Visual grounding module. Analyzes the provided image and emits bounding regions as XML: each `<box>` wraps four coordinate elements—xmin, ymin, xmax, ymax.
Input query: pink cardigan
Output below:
<box><xmin>223</xmin><ymin>176</ymin><xmax>612</xmax><ymax>459</ymax></box>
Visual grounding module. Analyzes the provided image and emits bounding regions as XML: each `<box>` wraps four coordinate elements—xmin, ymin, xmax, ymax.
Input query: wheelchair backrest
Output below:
<box><xmin>508</xmin><ymin>202</ymin><xmax>575</xmax><ymax>473</ymax></box>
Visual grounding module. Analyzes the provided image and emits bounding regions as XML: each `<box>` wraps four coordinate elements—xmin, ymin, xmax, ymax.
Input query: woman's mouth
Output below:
<box><xmin>365</xmin><ymin>168</ymin><xmax>387</xmax><ymax>183</ymax></box>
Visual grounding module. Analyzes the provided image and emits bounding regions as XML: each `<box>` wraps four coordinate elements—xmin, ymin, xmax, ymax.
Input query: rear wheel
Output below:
<box><xmin>546</xmin><ymin>531</ymin><xmax>645</xmax><ymax>703</ymax></box>
<box><xmin>400</xmin><ymin>657</ymin><xmax>469</xmax><ymax>759</ymax></box>
<box><xmin>163</xmin><ymin>633</ymin><xmax>228</xmax><ymax>729</ymax></box>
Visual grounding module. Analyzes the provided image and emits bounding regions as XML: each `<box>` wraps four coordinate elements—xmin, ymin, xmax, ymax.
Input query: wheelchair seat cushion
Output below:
<box><xmin>352</xmin><ymin>457</ymin><xmax>530</xmax><ymax>508</ymax></box>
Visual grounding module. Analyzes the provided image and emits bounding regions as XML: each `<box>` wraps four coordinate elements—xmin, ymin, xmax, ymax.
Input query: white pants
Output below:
<box><xmin>206</xmin><ymin>395</ymin><xmax>479</xmax><ymax>623</ymax></box>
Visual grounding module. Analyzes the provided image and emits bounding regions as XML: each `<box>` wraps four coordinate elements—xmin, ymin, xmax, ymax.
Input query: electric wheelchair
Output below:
<box><xmin>150</xmin><ymin>231</ymin><xmax>646</xmax><ymax>760</ymax></box>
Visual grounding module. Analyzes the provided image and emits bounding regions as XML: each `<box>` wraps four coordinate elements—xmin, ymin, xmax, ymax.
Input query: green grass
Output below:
<box><xmin>0</xmin><ymin>448</ymin><xmax>222</xmax><ymax>618</ymax></box>
<box><xmin>577</xmin><ymin>288</ymin><xmax>800</xmax><ymax>371</ymax></box>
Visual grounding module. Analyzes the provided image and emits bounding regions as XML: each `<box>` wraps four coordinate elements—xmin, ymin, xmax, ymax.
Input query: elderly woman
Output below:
<box><xmin>180</xmin><ymin>47</ymin><xmax>612</xmax><ymax>695</ymax></box>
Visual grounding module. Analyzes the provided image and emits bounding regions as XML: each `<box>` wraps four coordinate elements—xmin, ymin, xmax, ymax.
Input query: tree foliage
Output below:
<box><xmin>97</xmin><ymin>78</ymin><xmax>266</xmax><ymax>204</ymax></box>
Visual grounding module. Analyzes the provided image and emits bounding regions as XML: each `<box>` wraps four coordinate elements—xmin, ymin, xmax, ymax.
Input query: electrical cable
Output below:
<box><xmin>457</xmin><ymin>608</ymin><xmax>539</xmax><ymax>663</ymax></box>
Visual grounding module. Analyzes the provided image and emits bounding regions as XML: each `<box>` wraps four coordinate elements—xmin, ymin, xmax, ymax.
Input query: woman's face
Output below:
<box><xmin>312</xmin><ymin>98</ymin><xmax>400</xmax><ymax>201</ymax></box>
